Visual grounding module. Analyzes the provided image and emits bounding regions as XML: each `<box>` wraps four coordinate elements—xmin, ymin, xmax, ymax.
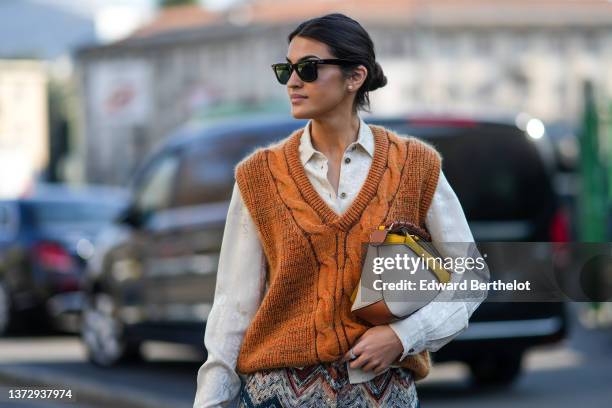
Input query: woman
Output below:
<box><xmin>194</xmin><ymin>13</ymin><xmax>484</xmax><ymax>408</ymax></box>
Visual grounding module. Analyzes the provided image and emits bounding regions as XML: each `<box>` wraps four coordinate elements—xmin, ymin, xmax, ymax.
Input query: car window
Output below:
<box><xmin>372</xmin><ymin>121</ymin><xmax>554</xmax><ymax>221</ymax></box>
<box><xmin>0</xmin><ymin>205</ymin><xmax>7</xmax><ymax>232</ymax></box>
<box><xmin>0</xmin><ymin>203</ymin><xmax>18</xmax><ymax>239</ymax></box>
<box><xmin>172</xmin><ymin>123</ymin><xmax>304</xmax><ymax>207</ymax></box>
<box><xmin>174</xmin><ymin>138</ymin><xmax>253</xmax><ymax>207</ymax></box>
<box><xmin>25</xmin><ymin>201</ymin><xmax>120</xmax><ymax>227</ymax></box>
<box><xmin>134</xmin><ymin>152</ymin><xmax>181</xmax><ymax>213</ymax></box>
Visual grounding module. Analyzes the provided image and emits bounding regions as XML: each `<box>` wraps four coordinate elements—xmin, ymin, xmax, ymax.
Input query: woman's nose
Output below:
<box><xmin>286</xmin><ymin>68</ymin><xmax>303</xmax><ymax>87</ymax></box>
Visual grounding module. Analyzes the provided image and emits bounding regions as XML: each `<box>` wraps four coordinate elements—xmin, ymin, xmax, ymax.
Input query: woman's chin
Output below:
<box><xmin>290</xmin><ymin>108</ymin><xmax>311</xmax><ymax>120</ymax></box>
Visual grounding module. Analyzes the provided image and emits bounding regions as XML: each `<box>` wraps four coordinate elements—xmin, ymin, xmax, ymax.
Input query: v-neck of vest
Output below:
<box><xmin>284</xmin><ymin>124</ymin><xmax>391</xmax><ymax>231</ymax></box>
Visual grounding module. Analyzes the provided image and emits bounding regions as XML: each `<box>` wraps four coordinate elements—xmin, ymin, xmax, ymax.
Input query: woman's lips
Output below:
<box><xmin>291</xmin><ymin>95</ymin><xmax>307</xmax><ymax>104</ymax></box>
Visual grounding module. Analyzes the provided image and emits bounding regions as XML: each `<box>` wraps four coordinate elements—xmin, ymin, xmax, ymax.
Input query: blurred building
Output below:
<box><xmin>76</xmin><ymin>0</ymin><xmax>612</xmax><ymax>185</ymax></box>
<box><xmin>0</xmin><ymin>0</ymin><xmax>96</xmax><ymax>60</ymax></box>
<box><xmin>0</xmin><ymin>60</ymin><xmax>49</xmax><ymax>198</ymax></box>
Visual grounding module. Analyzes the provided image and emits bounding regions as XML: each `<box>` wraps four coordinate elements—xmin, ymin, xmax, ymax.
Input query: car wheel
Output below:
<box><xmin>468</xmin><ymin>350</ymin><xmax>523</xmax><ymax>387</ymax></box>
<box><xmin>81</xmin><ymin>292</ymin><xmax>143</xmax><ymax>367</ymax></box>
<box><xmin>0</xmin><ymin>280</ymin><xmax>12</xmax><ymax>336</ymax></box>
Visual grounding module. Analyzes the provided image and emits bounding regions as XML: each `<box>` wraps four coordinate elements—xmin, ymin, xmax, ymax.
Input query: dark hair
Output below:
<box><xmin>288</xmin><ymin>13</ymin><xmax>387</xmax><ymax>113</ymax></box>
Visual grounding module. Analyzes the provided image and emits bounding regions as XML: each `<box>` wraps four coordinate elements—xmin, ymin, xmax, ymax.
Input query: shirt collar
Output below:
<box><xmin>299</xmin><ymin>116</ymin><xmax>375</xmax><ymax>165</ymax></box>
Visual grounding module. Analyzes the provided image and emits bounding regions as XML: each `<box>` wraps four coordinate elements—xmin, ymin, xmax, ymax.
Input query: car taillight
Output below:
<box><xmin>549</xmin><ymin>207</ymin><xmax>571</xmax><ymax>242</ymax></box>
<box><xmin>32</xmin><ymin>241</ymin><xmax>75</xmax><ymax>272</ymax></box>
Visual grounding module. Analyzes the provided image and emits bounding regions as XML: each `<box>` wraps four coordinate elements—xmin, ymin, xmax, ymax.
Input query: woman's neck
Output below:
<box><xmin>309</xmin><ymin>113</ymin><xmax>361</xmax><ymax>159</ymax></box>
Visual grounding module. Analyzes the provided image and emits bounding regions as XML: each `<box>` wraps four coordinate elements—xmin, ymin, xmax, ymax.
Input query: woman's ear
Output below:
<box><xmin>348</xmin><ymin>65</ymin><xmax>368</xmax><ymax>91</ymax></box>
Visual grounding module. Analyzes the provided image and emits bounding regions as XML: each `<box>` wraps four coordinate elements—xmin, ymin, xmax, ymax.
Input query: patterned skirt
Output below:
<box><xmin>238</xmin><ymin>359</ymin><xmax>419</xmax><ymax>408</ymax></box>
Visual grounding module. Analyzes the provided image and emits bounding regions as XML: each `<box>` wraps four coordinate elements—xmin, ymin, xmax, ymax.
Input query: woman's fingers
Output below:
<box><xmin>343</xmin><ymin>348</ymin><xmax>357</xmax><ymax>362</ymax></box>
<box><xmin>350</xmin><ymin>353</ymin><xmax>384</xmax><ymax>372</ymax></box>
<box><xmin>347</xmin><ymin>348</ymin><xmax>392</xmax><ymax>375</ymax></box>
<box><xmin>361</xmin><ymin>358</ymin><xmax>381</xmax><ymax>372</ymax></box>
<box><xmin>349</xmin><ymin>353</ymin><xmax>368</xmax><ymax>369</ymax></box>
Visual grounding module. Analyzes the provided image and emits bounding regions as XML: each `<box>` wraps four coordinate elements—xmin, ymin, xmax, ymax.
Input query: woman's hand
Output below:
<box><xmin>342</xmin><ymin>325</ymin><xmax>404</xmax><ymax>375</ymax></box>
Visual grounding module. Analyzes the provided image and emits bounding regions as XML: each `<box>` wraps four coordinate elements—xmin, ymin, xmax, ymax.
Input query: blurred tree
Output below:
<box><xmin>158</xmin><ymin>0</ymin><xmax>198</xmax><ymax>8</ymax></box>
<box><xmin>578</xmin><ymin>80</ymin><xmax>608</xmax><ymax>242</ymax></box>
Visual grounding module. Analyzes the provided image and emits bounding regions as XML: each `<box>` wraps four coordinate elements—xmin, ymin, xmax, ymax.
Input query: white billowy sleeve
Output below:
<box><xmin>193</xmin><ymin>182</ymin><xmax>266</xmax><ymax>408</ymax></box>
<box><xmin>388</xmin><ymin>169</ymin><xmax>489</xmax><ymax>361</ymax></box>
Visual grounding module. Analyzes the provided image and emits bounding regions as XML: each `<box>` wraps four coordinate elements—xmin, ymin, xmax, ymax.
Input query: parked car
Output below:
<box><xmin>81</xmin><ymin>113</ymin><xmax>569</xmax><ymax>387</ymax></box>
<box><xmin>0</xmin><ymin>183</ymin><xmax>128</xmax><ymax>335</ymax></box>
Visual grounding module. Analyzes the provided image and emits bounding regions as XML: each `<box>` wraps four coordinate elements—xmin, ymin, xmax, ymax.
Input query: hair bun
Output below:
<box><xmin>368</xmin><ymin>62</ymin><xmax>387</xmax><ymax>91</ymax></box>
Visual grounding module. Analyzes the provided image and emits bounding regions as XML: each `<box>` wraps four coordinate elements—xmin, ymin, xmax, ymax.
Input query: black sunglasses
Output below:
<box><xmin>271</xmin><ymin>59</ymin><xmax>356</xmax><ymax>84</ymax></box>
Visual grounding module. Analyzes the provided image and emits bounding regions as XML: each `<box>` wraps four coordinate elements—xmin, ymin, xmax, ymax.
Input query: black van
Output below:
<box><xmin>80</xmin><ymin>113</ymin><xmax>569</xmax><ymax>386</ymax></box>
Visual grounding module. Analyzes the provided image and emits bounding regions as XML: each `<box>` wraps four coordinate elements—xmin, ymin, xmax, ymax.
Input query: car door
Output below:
<box><xmin>110</xmin><ymin>149</ymin><xmax>183</xmax><ymax>326</ymax></box>
<box><xmin>0</xmin><ymin>202</ymin><xmax>20</xmax><ymax>291</ymax></box>
<box><xmin>151</xmin><ymin>137</ymin><xmax>254</xmax><ymax>335</ymax></box>
<box><xmin>143</xmin><ymin>124</ymin><xmax>305</xmax><ymax>343</ymax></box>
<box><xmin>0</xmin><ymin>202</ymin><xmax>17</xmax><ymax>294</ymax></box>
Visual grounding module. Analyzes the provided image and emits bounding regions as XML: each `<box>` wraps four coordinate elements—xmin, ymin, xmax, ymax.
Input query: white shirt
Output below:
<box><xmin>193</xmin><ymin>117</ymin><xmax>486</xmax><ymax>408</ymax></box>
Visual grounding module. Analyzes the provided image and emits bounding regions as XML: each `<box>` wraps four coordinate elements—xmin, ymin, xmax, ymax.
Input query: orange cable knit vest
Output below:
<box><xmin>233</xmin><ymin>124</ymin><xmax>442</xmax><ymax>381</ymax></box>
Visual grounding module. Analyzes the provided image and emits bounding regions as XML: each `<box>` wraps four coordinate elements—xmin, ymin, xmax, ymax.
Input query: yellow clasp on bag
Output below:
<box><xmin>382</xmin><ymin>231</ymin><xmax>451</xmax><ymax>284</ymax></box>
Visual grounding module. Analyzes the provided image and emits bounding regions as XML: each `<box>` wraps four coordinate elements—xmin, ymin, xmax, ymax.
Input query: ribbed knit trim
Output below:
<box><xmin>419</xmin><ymin>154</ymin><xmax>441</xmax><ymax>226</ymax></box>
<box><xmin>283</xmin><ymin>124</ymin><xmax>390</xmax><ymax>231</ymax></box>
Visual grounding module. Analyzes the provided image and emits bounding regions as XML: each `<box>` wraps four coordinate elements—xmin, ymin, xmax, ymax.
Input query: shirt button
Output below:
<box><xmin>340</xmin><ymin>192</ymin><xmax>347</xmax><ymax>199</ymax></box>
<box><xmin>409</xmin><ymin>348</ymin><xmax>415</xmax><ymax>353</ymax></box>
<box><xmin>344</xmin><ymin>157</ymin><xmax>351</xmax><ymax>164</ymax></box>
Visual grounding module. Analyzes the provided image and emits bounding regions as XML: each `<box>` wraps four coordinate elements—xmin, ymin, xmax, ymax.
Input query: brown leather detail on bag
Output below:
<box><xmin>369</xmin><ymin>229</ymin><xmax>389</xmax><ymax>245</ymax></box>
<box><xmin>385</xmin><ymin>221</ymin><xmax>432</xmax><ymax>241</ymax></box>
<box><xmin>352</xmin><ymin>299</ymin><xmax>399</xmax><ymax>325</ymax></box>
